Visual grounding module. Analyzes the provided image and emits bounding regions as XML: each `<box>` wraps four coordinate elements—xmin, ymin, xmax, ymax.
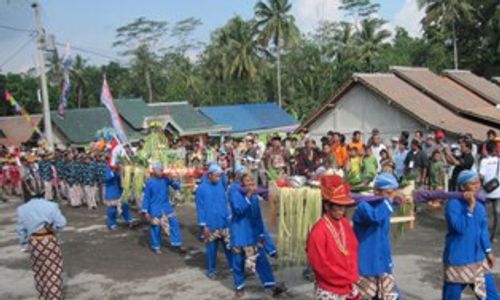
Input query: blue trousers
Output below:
<box><xmin>442</xmin><ymin>273</ymin><xmax>499</xmax><ymax>300</ymax></box>
<box><xmin>263</xmin><ymin>229</ymin><xmax>277</xmax><ymax>256</ymax></box>
<box><xmin>232</xmin><ymin>247</ymin><xmax>276</xmax><ymax>290</ymax></box>
<box><xmin>149</xmin><ymin>215</ymin><xmax>183</xmax><ymax>250</ymax></box>
<box><xmin>106</xmin><ymin>202</ymin><xmax>132</xmax><ymax>229</ymax></box>
<box><xmin>206</xmin><ymin>238</ymin><xmax>233</xmax><ymax>277</ymax></box>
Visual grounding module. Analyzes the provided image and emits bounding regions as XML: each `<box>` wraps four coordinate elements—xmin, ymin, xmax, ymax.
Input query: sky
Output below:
<box><xmin>0</xmin><ymin>0</ymin><xmax>424</xmax><ymax>73</ymax></box>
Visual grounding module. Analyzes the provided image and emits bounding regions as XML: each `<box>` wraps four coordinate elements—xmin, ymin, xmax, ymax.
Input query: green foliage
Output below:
<box><xmin>1</xmin><ymin>0</ymin><xmax>500</xmax><ymax>122</ymax></box>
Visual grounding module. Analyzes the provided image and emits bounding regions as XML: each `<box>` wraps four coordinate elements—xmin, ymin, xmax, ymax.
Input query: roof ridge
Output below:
<box><xmin>390</xmin><ymin>66</ymin><xmax>429</xmax><ymax>71</ymax></box>
<box><xmin>442</xmin><ymin>69</ymin><xmax>472</xmax><ymax>74</ymax></box>
<box><xmin>354</xmin><ymin>72</ymin><xmax>394</xmax><ymax>77</ymax></box>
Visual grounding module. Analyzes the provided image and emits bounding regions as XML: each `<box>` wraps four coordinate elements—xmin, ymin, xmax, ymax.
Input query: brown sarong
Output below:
<box><xmin>444</xmin><ymin>261</ymin><xmax>490</xmax><ymax>300</ymax></box>
<box><xmin>357</xmin><ymin>274</ymin><xmax>398</xmax><ymax>300</ymax></box>
<box><xmin>232</xmin><ymin>243</ymin><xmax>262</xmax><ymax>273</ymax></box>
<box><xmin>206</xmin><ymin>228</ymin><xmax>230</xmax><ymax>249</ymax></box>
<box><xmin>29</xmin><ymin>234</ymin><xmax>63</xmax><ymax>300</ymax></box>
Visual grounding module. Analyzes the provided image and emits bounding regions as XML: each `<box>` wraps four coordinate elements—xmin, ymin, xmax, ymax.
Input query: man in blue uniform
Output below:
<box><xmin>229</xmin><ymin>174</ymin><xmax>286</xmax><ymax>298</ymax></box>
<box><xmin>229</xmin><ymin>165</ymin><xmax>277</xmax><ymax>258</ymax></box>
<box><xmin>196</xmin><ymin>164</ymin><xmax>232</xmax><ymax>279</ymax></box>
<box><xmin>353</xmin><ymin>172</ymin><xmax>400</xmax><ymax>300</ymax></box>
<box><xmin>442</xmin><ymin>170</ymin><xmax>498</xmax><ymax>300</ymax></box>
<box><xmin>104</xmin><ymin>164</ymin><xmax>133</xmax><ymax>230</ymax></box>
<box><xmin>142</xmin><ymin>162</ymin><xmax>183</xmax><ymax>254</ymax></box>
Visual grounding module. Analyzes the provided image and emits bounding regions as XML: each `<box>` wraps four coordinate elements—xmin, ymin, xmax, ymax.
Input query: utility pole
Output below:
<box><xmin>32</xmin><ymin>0</ymin><xmax>54</xmax><ymax>151</ymax></box>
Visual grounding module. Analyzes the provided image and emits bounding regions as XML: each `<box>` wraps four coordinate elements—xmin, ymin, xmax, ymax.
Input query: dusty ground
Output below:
<box><xmin>0</xmin><ymin>197</ymin><xmax>498</xmax><ymax>300</ymax></box>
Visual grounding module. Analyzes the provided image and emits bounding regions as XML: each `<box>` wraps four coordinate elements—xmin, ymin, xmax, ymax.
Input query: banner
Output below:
<box><xmin>100</xmin><ymin>76</ymin><xmax>128</xmax><ymax>144</ymax></box>
<box><xmin>4</xmin><ymin>91</ymin><xmax>43</xmax><ymax>136</ymax></box>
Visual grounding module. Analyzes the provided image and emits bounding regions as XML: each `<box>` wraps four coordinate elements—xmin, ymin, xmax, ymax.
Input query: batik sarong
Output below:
<box><xmin>151</xmin><ymin>213</ymin><xmax>175</xmax><ymax>236</ymax></box>
<box><xmin>29</xmin><ymin>234</ymin><xmax>63</xmax><ymax>300</ymax></box>
<box><xmin>232</xmin><ymin>243</ymin><xmax>263</xmax><ymax>273</ymax></box>
<box><xmin>206</xmin><ymin>228</ymin><xmax>230</xmax><ymax>249</ymax></box>
<box><xmin>357</xmin><ymin>274</ymin><xmax>398</xmax><ymax>300</ymax></box>
<box><xmin>444</xmin><ymin>261</ymin><xmax>489</xmax><ymax>300</ymax></box>
<box><xmin>315</xmin><ymin>284</ymin><xmax>360</xmax><ymax>300</ymax></box>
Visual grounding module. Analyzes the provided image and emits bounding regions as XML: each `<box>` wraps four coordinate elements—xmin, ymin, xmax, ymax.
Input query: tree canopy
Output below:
<box><xmin>1</xmin><ymin>0</ymin><xmax>499</xmax><ymax>121</ymax></box>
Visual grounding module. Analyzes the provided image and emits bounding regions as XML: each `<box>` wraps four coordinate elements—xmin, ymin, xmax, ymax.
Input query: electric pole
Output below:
<box><xmin>32</xmin><ymin>0</ymin><xmax>54</xmax><ymax>151</ymax></box>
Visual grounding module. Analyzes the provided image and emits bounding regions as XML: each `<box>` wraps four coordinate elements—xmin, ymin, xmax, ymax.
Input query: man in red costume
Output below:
<box><xmin>307</xmin><ymin>175</ymin><xmax>360</xmax><ymax>300</ymax></box>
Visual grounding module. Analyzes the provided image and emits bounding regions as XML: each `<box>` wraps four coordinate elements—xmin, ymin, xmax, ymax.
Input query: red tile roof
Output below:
<box><xmin>0</xmin><ymin>115</ymin><xmax>42</xmax><ymax>146</ymax></box>
<box><xmin>443</xmin><ymin>70</ymin><xmax>500</xmax><ymax>105</ymax></box>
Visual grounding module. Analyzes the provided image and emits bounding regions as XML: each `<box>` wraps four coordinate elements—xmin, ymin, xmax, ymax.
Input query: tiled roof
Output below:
<box><xmin>148</xmin><ymin>102</ymin><xmax>229</xmax><ymax>135</ymax></box>
<box><xmin>51</xmin><ymin>108</ymin><xmax>142</xmax><ymax>145</ymax></box>
<box><xmin>443</xmin><ymin>70</ymin><xmax>500</xmax><ymax>105</ymax></box>
<box><xmin>299</xmin><ymin>73</ymin><xmax>492</xmax><ymax>140</ymax></box>
<box><xmin>200</xmin><ymin>103</ymin><xmax>299</xmax><ymax>134</ymax></box>
<box><xmin>0</xmin><ymin>115</ymin><xmax>42</xmax><ymax>146</ymax></box>
<box><xmin>391</xmin><ymin>67</ymin><xmax>492</xmax><ymax>109</ymax></box>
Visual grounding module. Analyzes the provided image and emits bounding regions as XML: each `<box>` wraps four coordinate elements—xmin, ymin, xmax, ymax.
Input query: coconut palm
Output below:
<box><xmin>254</xmin><ymin>0</ymin><xmax>299</xmax><ymax>107</ymax></box>
<box><xmin>418</xmin><ymin>0</ymin><xmax>475</xmax><ymax>69</ymax></box>
<box><xmin>70</xmin><ymin>55</ymin><xmax>88</xmax><ymax>108</ymax></box>
<box><xmin>354</xmin><ymin>18</ymin><xmax>391</xmax><ymax>71</ymax></box>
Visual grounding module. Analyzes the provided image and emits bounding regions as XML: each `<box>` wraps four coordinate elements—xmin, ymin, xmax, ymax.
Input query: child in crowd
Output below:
<box><xmin>429</xmin><ymin>150</ymin><xmax>446</xmax><ymax>207</ymax></box>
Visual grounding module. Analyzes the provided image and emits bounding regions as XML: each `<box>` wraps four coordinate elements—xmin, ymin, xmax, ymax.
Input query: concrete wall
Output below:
<box><xmin>308</xmin><ymin>84</ymin><xmax>427</xmax><ymax>142</ymax></box>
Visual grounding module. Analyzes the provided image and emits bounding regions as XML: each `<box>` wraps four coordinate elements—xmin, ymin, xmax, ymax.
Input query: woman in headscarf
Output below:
<box><xmin>306</xmin><ymin>175</ymin><xmax>360</xmax><ymax>300</ymax></box>
<box><xmin>442</xmin><ymin>170</ymin><xmax>498</xmax><ymax>300</ymax></box>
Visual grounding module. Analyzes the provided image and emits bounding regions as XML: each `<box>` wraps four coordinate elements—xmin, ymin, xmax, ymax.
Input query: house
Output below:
<box><xmin>299</xmin><ymin>73</ymin><xmax>493</xmax><ymax>142</ymax></box>
<box><xmin>199</xmin><ymin>103</ymin><xmax>299</xmax><ymax>136</ymax></box>
<box><xmin>0</xmin><ymin>115</ymin><xmax>42</xmax><ymax>147</ymax></box>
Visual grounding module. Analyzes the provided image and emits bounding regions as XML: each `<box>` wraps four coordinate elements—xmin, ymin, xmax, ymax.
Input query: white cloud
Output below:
<box><xmin>394</xmin><ymin>0</ymin><xmax>425</xmax><ymax>37</ymax></box>
<box><xmin>292</xmin><ymin>0</ymin><xmax>342</xmax><ymax>34</ymax></box>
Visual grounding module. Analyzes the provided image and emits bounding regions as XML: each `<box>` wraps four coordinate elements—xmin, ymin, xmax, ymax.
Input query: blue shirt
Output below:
<box><xmin>353</xmin><ymin>199</ymin><xmax>394</xmax><ymax>276</ymax></box>
<box><xmin>16</xmin><ymin>198</ymin><xmax>67</xmax><ymax>245</ymax></box>
<box><xmin>141</xmin><ymin>176</ymin><xmax>181</xmax><ymax>217</ymax></box>
<box><xmin>443</xmin><ymin>199</ymin><xmax>492</xmax><ymax>266</ymax></box>
<box><xmin>195</xmin><ymin>180</ymin><xmax>230</xmax><ymax>230</ymax></box>
<box><xmin>104</xmin><ymin>167</ymin><xmax>123</xmax><ymax>200</ymax></box>
<box><xmin>394</xmin><ymin>149</ymin><xmax>408</xmax><ymax>179</ymax></box>
<box><xmin>229</xmin><ymin>190</ymin><xmax>264</xmax><ymax>247</ymax></box>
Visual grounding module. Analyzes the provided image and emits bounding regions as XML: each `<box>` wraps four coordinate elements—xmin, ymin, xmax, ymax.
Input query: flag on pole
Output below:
<box><xmin>100</xmin><ymin>76</ymin><xmax>128</xmax><ymax>144</ymax></box>
<box><xmin>58</xmin><ymin>44</ymin><xmax>72</xmax><ymax>117</ymax></box>
<box><xmin>4</xmin><ymin>91</ymin><xmax>43</xmax><ymax>136</ymax></box>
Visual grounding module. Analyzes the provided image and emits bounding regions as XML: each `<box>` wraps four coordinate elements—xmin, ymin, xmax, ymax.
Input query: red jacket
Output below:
<box><xmin>307</xmin><ymin>216</ymin><xmax>359</xmax><ymax>294</ymax></box>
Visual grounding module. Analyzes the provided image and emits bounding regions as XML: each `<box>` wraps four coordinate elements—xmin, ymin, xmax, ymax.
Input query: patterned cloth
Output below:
<box><xmin>151</xmin><ymin>213</ymin><xmax>176</xmax><ymax>236</ymax></box>
<box><xmin>105</xmin><ymin>199</ymin><xmax>123</xmax><ymax>215</ymax></box>
<box><xmin>95</xmin><ymin>161</ymin><xmax>107</xmax><ymax>184</ymax></box>
<box><xmin>38</xmin><ymin>160</ymin><xmax>54</xmax><ymax>181</ymax></box>
<box><xmin>206</xmin><ymin>228</ymin><xmax>230</xmax><ymax>249</ymax></box>
<box><xmin>81</xmin><ymin>162</ymin><xmax>98</xmax><ymax>186</ymax></box>
<box><xmin>357</xmin><ymin>274</ymin><xmax>398</xmax><ymax>300</ymax></box>
<box><xmin>29</xmin><ymin>234</ymin><xmax>63</xmax><ymax>300</ymax></box>
<box><xmin>64</xmin><ymin>162</ymin><xmax>78</xmax><ymax>186</ymax></box>
<box><xmin>232</xmin><ymin>244</ymin><xmax>262</xmax><ymax>273</ymax></box>
<box><xmin>315</xmin><ymin>285</ymin><xmax>360</xmax><ymax>300</ymax></box>
<box><xmin>444</xmin><ymin>261</ymin><xmax>490</xmax><ymax>300</ymax></box>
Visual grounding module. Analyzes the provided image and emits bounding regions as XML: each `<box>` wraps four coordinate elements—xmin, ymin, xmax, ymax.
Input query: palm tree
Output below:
<box><xmin>255</xmin><ymin>0</ymin><xmax>299</xmax><ymax>107</ymax></box>
<box><xmin>354</xmin><ymin>18</ymin><xmax>391</xmax><ymax>71</ymax></box>
<box><xmin>70</xmin><ymin>55</ymin><xmax>88</xmax><ymax>108</ymax></box>
<box><xmin>418</xmin><ymin>0</ymin><xmax>475</xmax><ymax>69</ymax></box>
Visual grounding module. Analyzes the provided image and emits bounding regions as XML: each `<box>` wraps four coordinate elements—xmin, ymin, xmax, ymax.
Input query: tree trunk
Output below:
<box><xmin>452</xmin><ymin>21</ymin><xmax>458</xmax><ymax>70</ymax></box>
<box><xmin>145</xmin><ymin>69</ymin><xmax>153</xmax><ymax>102</ymax></box>
<box><xmin>77</xmin><ymin>87</ymin><xmax>83</xmax><ymax>108</ymax></box>
<box><xmin>277</xmin><ymin>44</ymin><xmax>282</xmax><ymax>108</ymax></box>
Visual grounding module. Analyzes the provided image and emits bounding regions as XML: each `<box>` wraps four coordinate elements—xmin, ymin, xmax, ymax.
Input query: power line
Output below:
<box><xmin>55</xmin><ymin>42</ymin><xmax>123</xmax><ymax>62</ymax></box>
<box><xmin>0</xmin><ymin>36</ymin><xmax>35</xmax><ymax>70</ymax></box>
<box><xmin>0</xmin><ymin>23</ymin><xmax>35</xmax><ymax>33</ymax></box>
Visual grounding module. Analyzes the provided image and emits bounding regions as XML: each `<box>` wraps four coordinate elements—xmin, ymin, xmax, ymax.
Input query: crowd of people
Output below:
<box><xmin>10</xmin><ymin>126</ymin><xmax>500</xmax><ymax>300</ymax></box>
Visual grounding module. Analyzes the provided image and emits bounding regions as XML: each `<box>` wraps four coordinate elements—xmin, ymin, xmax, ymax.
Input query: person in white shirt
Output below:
<box><xmin>479</xmin><ymin>140</ymin><xmax>500</xmax><ymax>240</ymax></box>
<box><xmin>370</xmin><ymin>134</ymin><xmax>386</xmax><ymax>172</ymax></box>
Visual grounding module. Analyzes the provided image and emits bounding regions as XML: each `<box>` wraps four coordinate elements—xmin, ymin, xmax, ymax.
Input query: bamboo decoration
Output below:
<box><xmin>277</xmin><ymin>187</ymin><xmax>322</xmax><ymax>267</ymax></box>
